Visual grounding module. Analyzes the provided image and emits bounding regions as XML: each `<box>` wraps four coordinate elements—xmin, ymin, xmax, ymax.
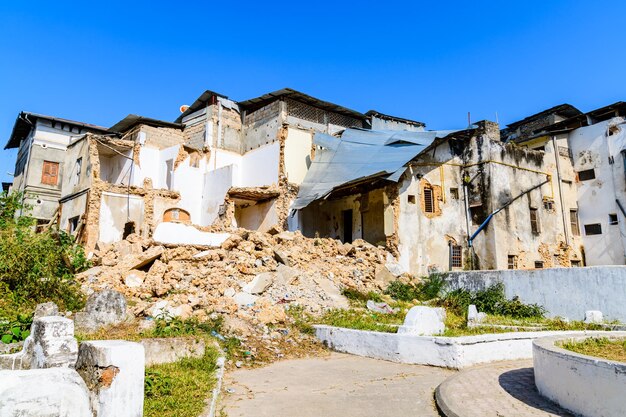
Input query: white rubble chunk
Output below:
<box><xmin>0</xmin><ymin>368</ymin><xmax>91</xmax><ymax>417</ymax></box>
<box><xmin>153</xmin><ymin>222</ymin><xmax>230</xmax><ymax>247</ymax></box>
<box><xmin>27</xmin><ymin>316</ymin><xmax>79</xmax><ymax>369</ymax></box>
<box><xmin>243</xmin><ymin>272</ymin><xmax>273</xmax><ymax>294</ymax></box>
<box><xmin>233</xmin><ymin>292</ymin><xmax>259</xmax><ymax>306</ymax></box>
<box><xmin>397</xmin><ymin>306</ymin><xmax>446</xmax><ymax>336</ymax></box>
<box><xmin>74</xmin><ymin>290</ymin><xmax>128</xmax><ymax>333</ymax></box>
<box><xmin>584</xmin><ymin>310</ymin><xmax>603</xmax><ymax>324</ymax></box>
<box><xmin>76</xmin><ymin>340</ymin><xmax>145</xmax><ymax>417</ymax></box>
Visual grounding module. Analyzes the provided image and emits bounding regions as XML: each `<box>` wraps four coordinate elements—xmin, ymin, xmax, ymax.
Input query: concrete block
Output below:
<box><xmin>76</xmin><ymin>340</ymin><xmax>145</xmax><ymax>417</ymax></box>
<box><xmin>0</xmin><ymin>368</ymin><xmax>91</xmax><ymax>416</ymax></box>
<box><xmin>141</xmin><ymin>337</ymin><xmax>205</xmax><ymax>366</ymax></box>
<box><xmin>398</xmin><ymin>306</ymin><xmax>446</xmax><ymax>336</ymax></box>
<box><xmin>27</xmin><ymin>316</ymin><xmax>78</xmax><ymax>369</ymax></box>
<box><xmin>585</xmin><ymin>310</ymin><xmax>603</xmax><ymax>324</ymax></box>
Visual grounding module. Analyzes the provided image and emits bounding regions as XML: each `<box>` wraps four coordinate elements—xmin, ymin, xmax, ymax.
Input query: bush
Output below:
<box><xmin>147</xmin><ymin>315</ymin><xmax>223</xmax><ymax>338</ymax></box>
<box><xmin>384</xmin><ymin>273</ymin><xmax>446</xmax><ymax>302</ymax></box>
<box><xmin>0</xmin><ymin>191</ymin><xmax>87</xmax><ymax>316</ymax></box>
<box><xmin>441</xmin><ymin>283</ymin><xmax>545</xmax><ymax>319</ymax></box>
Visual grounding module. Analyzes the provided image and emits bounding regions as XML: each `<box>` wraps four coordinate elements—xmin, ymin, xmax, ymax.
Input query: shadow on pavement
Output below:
<box><xmin>497</xmin><ymin>367</ymin><xmax>572</xmax><ymax>416</ymax></box>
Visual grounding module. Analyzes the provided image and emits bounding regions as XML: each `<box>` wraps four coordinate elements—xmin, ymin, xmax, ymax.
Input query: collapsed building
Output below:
<box><xmin>4</xmin><ymin>90</ymin><xmax>625</xmax><ymax>274</ymax></box>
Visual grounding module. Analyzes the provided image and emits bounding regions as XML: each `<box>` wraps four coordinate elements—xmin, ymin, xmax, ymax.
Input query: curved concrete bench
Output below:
<box><xmin>533</xmin><ymin>332</ymin><xmax>626</xmax><ymax>417</ymax></box>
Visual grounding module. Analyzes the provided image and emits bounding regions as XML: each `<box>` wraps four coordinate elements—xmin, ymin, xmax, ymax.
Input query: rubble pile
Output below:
<box><xmin>77</xmin><ymin>229</ymin><xmax>402</xmax><ymax>335</ymax></box>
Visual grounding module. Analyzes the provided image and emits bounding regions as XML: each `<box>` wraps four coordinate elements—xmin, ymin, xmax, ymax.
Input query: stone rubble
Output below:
<box><xmin>76</xmin><ymin>229</ymin><xmax>396</xmax><ymax>336</ymax></box>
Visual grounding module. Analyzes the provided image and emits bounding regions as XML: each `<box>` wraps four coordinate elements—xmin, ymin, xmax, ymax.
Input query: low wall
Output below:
<box><xmin>446</xmin><ymin>266</ymin><xmax>626</xmax><ymax>322</ymax></box>
<box><xmin>314</xmin><ymin>325</ymin><xmax>588</xmax><ymax>369</ymax></box>
<box><xmin>140</xmin><ymin>337</ymin><xmax>206</xmax><ymax>366</ymax></box>
<box><xmin>533</xmin><ymin>333</ymin><xmax>626</xmax><ymax>417</ymax></box>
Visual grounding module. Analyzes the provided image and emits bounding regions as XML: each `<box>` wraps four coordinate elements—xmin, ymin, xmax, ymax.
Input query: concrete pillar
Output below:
<box><xmin>76</xmin><ymin>340</ymin><xmax>145</xmax><ymax>417</ymax></box>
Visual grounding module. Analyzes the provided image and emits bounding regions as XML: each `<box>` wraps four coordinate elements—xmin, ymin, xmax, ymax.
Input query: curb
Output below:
<box><xmin>207</xmin><ymin>341</ymin><xmax>226</xmax><ymax>417</ymax></box>
<box><xmin>434</xmin><ymin>381</ymin><xmax>462</xmax><ymax>417</ymax></box>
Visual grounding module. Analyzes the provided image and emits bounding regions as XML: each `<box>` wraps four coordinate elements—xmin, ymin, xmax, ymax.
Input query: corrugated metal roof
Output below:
<box><xmin>291</xmin><ymin>128</ymin><xmax>457</xmax><ymax>210</ymax></box>
<box><xmin>174</xmin><ymin>90</ymin><xmax>228</xmax><ymax>124</ymax></box>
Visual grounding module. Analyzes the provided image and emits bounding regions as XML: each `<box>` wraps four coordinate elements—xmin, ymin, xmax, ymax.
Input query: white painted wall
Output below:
<box><xmin>240</xmin><ymin>142</ymin><xmax>280</xmax><ymax>187</ymax></box>
<box><xmin>534</xmin><ymin>333</ymin><xmax>626</xmax><ymax>417</ymax></box>
<box><xmin>446</xmin><ymin>266</ymin><xmax>626</xmax><ymax>322</ymax></box>
<box><xmin>569</xmin><ymin>118</ymin><xmax>626</xmax><ymax>265</ymax></box>
<box><xmin>284</xmin><ymin>128</ymin><xmax>313</xmax><ymax>185</ymax></box>
<box><xmin>200</xmin><ymin>165</ymin><xmax>234</xmax><ymax>226</ymax></box>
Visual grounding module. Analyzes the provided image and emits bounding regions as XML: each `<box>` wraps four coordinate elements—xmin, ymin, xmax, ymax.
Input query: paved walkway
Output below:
<box><xmin>436</xmin><ymin>360</ymin><xmax>572</xmax><ymax>417</ymax></box>
<box><xmin>221</xmin><ymin>352</ymin><xmax>453</xmax><ymax>417</ymax></box>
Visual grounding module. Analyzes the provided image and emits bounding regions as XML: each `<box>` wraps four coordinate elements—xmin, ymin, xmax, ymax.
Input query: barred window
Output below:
<box><xmin>423</xmin><ymin>188</ymin><xmax>434</xmax><ymax>213</ymax></box>
<box><xmin>508</xmin><ymin>255</ymin><xmax>518</xmax><ymax>270</ymax></box>
<box><xmin>450</xmin><ymin>245</ymin><xmax>462</xmax><ymax>268</ymax></box>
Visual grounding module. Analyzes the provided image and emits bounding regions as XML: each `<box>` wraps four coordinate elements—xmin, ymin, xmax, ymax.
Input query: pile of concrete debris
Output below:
<box><xmin>76</xmin><ymin>229</ymin><xmax>403</xmax><ymax>335</ymax></box>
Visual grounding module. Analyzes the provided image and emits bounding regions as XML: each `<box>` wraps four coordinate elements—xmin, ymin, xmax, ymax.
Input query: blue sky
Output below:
<box><xmin>1</xmin><ymin>0</ymin><xmax>626</xmax><ymax>183</ymax></box>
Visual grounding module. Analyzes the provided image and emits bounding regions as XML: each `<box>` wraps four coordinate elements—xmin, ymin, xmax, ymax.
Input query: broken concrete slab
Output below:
<box><xmin>273</xmin><ymin>249</ymin><xmax>291</xmax><ymax>266</ymax></box>
<box><xmin>243</xmin><ymin>272</ymin><xmax>273</xmax><ymax>294</ymax></box>
<box><xmin>0</xmin><ymin>368</ymin><xmax>92</xmax><ymax>417</ymax></box>
<box><xmin>76</xmin><ymin>340</ymin><xmax>145</xmax><ymax>417</ymax></box>
<box><xmin>398</xmin><ymin>306</ymin><xmax>446</xmax><ymax>336</ymax></box>
<box><xmin>118</xmin><ymin>245</ymin><xmax>164</xmax><ymax>271</ymax></box>
<box><xmin>153</xmin><ymin>222</ymin><xmax>230</xmax><ymax>247</ymax></box>
<box><xmin>366</xmin><ymin>300</ymin><xmax>397</xmax><ymax>314</ymax></box>
<box><xmin>123</xmin><ymin>270</ymin><xmax>145</xmax><ymax>288</ymax></box>
<box><xmin>275</xmin><ymin>264</ymin><xmax>300</xmax><ymax>285</ymax></box>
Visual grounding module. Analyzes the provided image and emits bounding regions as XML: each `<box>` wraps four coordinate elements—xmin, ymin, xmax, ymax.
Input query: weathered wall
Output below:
<box><xmin>569</xmin><ymin>118</ymin><xmax>626</xmax><ymax>265</ymax></box>
<box><xmin>235</xmin><ymin>199</ymin><xmax>278</xmax><ymax>232</ymax></box>
<box><xmin>446</xmin><ymin>266</ymin><xmax>626</xmax><ymax>321</ymax></box>
<box><xmin>200</xmin><ymin>165</ymin><xmax>234</xmax><ymax>227</ymax></box>
<box><xmin>98</xmin><ymin>192</ymin><xmax>145</xmax><ymax>243</ymax></box>
<box><xmin>370</xmin><ymin>116</ymin><xmax>425</xmax><ymax>132</ymax></box>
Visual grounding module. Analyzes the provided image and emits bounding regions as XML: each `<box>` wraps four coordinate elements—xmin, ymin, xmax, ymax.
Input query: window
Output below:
<box><xmin>609</xmin><ymin>213</ymin><xmax>619</xmax><ymax>225</ymax></box>
<box><xmin>508</xmin><ymin>255</ymin><xmax>518</xmax><ymax>270</ymax></box>
<box><xmin>543</xmin><ymin>199</ymin><xmax>554</xmax><ymax>210</ymax></box>
<box><xmin>584</xmin><ymin>223</ymin><xmax>602</xmax><ymax>235</ymax></box>
<box><xmin>423</xmin><ymin>188</ymin><xmax>434</xmax><ymax>213</ymax></box>
<box><xmin>407</xmin><ymin>195</ymin><xmax>416</xmax><ymax>204</ymax></box>
<box><xmin>530</xmin><ymin>208</ymin><xmax>540</xmax><ymax>234</ymax></box>
<box><xmin>74</xmin><ymin>157</ymin><xmax>82</xmax><ymax>186</ymax></box>
<box><xmin>577</xmin><ymin>169</ymin><xmax>596</xmax><ymax>181</ymax></box>
<box><xmin>571</xmin><ymin>260</ymin><xmax>581</xmax><ymax>267</ymax></box>
<box><xmin>535</xmin><ymin>261</ymin><xmax>544</xmax><ymax>269</ymax></box>
<box><xmin>41</xmin><ymin>161</ymin><xmax>59</xmax><ymax>186</ymax></box>
<box><xmin>450</xmin><ymin>188</ymin><xmax>459</xmax><ymax>200</ymax></box>
<box><xmin>450</xmin><ymin>245</ymin><xmax>462</xmax><ymax>268</ymax></box>
<box><xmin>570</xmin><ymin>210</ymin><xmax>580</xmax><ymax>236</ymax></box>
<box><xmin>68</xmin><ymin>216</ymin><xmax>80</xmax><ymax>234</ymax></box>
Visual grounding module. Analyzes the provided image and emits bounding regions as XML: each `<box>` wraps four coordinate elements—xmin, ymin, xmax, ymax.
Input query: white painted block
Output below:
<box><xmin>76</xmin><ymin>340</ymin><xmax>145</xmax><ymax>417</ymax></box>
<box><xmin>398</xmin><ymin>306</ymin><xmax>446</xmax><ymax>336</ymax></box>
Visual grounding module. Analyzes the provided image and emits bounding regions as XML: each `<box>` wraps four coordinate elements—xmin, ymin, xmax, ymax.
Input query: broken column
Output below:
<box><xmin>76</xmin><ymin>340</ymin><xmax>145</xmax><ymax>417</ymax></box>
<box><xmin>398</xmin><ymin>306</ymin><xmax>446</xmax><ymax>336</ymax></box>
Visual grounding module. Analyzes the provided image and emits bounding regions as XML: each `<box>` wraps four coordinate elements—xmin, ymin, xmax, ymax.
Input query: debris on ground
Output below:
<box><xmin>75</xmin><ymin>229</ymin><xmax>396</xmax><ymax>360</ymax></box>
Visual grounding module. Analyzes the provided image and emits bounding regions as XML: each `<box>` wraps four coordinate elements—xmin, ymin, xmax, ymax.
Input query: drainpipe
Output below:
<box><xmin>552</xmin><ymin>135</ymin><xmax>570</xmax><ymax>245</ymax></box>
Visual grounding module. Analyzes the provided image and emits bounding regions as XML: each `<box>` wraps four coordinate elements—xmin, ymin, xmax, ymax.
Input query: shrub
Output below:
<box><xmin>0</xmin><ymin>313</ymin><xmax>32</xmax><ymax>344</ymax></box>
<box><xmin>384</xmin><ymin>273</ymin><xmax>447</xmax><ymax>302</ymax></box>
<box><xmin>0</xmin><ymin>191</ymin><xmax>88</xmax><ymax>316</ymax></box>
<box><xmin>147</xmin><ymin>315</ymin><xmax>223</xmax><ymax>338</ymax></box>
<box><xmin>440</xmin><ymin>283</ymin><xmax>545</xmax><ymax>319</ymax></box>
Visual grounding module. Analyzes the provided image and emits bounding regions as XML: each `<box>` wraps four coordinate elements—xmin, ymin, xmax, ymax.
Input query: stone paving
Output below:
<box><xmin>222</xmin><ymin>352</ymin><xmax>453</xmax><ymax>417</ymax></box>
<box><xmin>436</xmin><ymin>360</ymin><xmax>572</xmax><ymax>417</ymax></box>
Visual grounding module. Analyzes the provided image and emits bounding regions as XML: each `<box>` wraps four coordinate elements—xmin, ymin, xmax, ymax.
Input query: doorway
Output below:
<box><xmin>342</xmin><ymin>209</ymin><xmax>353</xmax><ymax>243</ymax></box>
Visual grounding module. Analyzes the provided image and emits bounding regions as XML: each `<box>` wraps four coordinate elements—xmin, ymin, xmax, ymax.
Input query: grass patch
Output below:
<box><xmin>561</xmin><ymin>337</ymin><xmax>626</xmax><ymax>363</ymax></box>
<box><xmin>144</xmin><ymin>347</ymin><xmax>219</xmax><ymax>417</ymax></box>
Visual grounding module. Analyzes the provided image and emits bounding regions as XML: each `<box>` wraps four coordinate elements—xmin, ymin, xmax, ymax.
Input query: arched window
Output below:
<box><xmin>163</xmin><ymin>208</ymin><xmax>191</xmax><ymax>223</ymax></box>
